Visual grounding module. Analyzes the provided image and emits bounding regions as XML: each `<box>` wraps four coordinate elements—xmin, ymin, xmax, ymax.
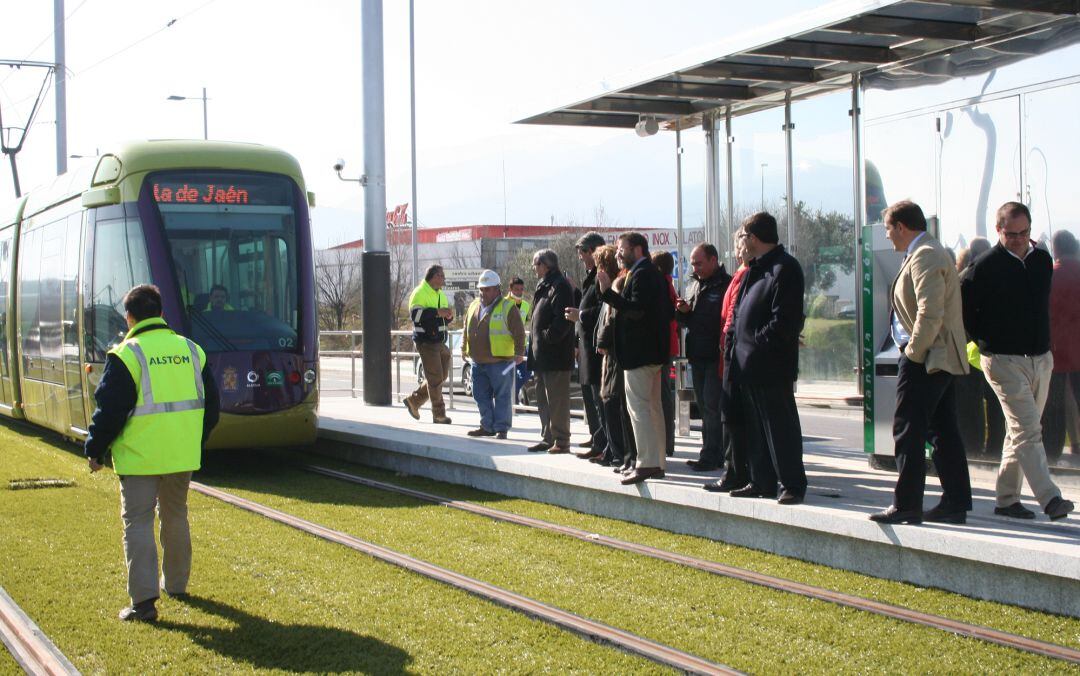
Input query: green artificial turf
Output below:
<box><xmin>0</xmin><ymin>421</ymin><xmax>665</xmax><ymax>675</ymax></box>
<box><xmin>197</xmin><ymin>449</ymin><xmax>1080</xmax><ymax>674</ymax></box>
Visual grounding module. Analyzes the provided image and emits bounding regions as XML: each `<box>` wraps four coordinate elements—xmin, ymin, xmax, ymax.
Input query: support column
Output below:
<box><xmin>725</xmin><ymin>106</ymin><xmax>734</xmax><ymax>264</ymax></box>
<box><xmin>361</xmin><ymin>0</ymin><xmax>392</xmax><ymax>405</ymax></box>
<box><xmin>703</xmin><ymin>112</ymin><xmax>721</xmax><ymax>254</ymax></box>
<box><xmin>851</xmin><ymin>73</ymin><xmax>867</xmax><ymax>396</ymax></box>
<box><xmin>54</xmin><ymin>0</ymin><xmax>67</xmax><ymax>175</ymax></box>
<box><xmin>784</xmin><ymin>92</ymin><xmax>795</xmax><ymax>252</ymax></box>
<box><xmin>675</xmin><ymin>128</ymin><xmax>685</xmax><ymax>295</ymax></box>
<box><xmin>409</xmin><ymin>0</ymin><xmax>419</xmax><ymax>287</ymax></box>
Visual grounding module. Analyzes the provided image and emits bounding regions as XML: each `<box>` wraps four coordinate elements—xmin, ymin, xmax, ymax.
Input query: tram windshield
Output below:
<box><xmin>153</xmin><ymin>171</ymin><xmax>300</xmax><ymax>353</ymax></box>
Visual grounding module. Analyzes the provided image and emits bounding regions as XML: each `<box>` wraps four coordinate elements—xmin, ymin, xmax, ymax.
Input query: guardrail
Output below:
<box><xmin>318</xmin><ymin>329</ymin><xmax>696</xmax><ymax>428</ymax></box>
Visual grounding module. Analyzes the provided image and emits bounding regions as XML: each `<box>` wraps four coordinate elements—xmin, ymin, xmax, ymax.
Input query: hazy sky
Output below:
<box><xmin>1</xmin><ymin>0</ymin><xmax>834</xmax><ymax>239</ymax></box>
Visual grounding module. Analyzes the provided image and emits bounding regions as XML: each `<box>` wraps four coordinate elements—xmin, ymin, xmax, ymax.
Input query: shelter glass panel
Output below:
<box><xmin>1025</xmin><ymin>81</ymin><xmax>1080</xmax><ymax>470</ymax></box>
<box><xmin>792</xmin><ymin>91</ymin><xmax>856</xmax><ymax>384</ymax></box>
<box><xmin>730</xmin><ymin>107</ymin><xmax>786</xmax><ymax>231</ymax></box>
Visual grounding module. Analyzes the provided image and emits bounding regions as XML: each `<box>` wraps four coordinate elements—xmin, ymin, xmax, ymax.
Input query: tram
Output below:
<box><xmin>0</xmin><ymin>140</ymin><xmax>318</xmax><ymax>449</ymax></box>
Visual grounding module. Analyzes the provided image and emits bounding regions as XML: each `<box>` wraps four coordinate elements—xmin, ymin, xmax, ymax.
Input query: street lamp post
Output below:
<box><xmin>760</xmin><ymin>162</ymin><xmax>768</xmax><ymax>210</ymax></box>
<box><xmin>167</xmin><ymin>87</ymin><xmax>209</xmax><ymax>140</ymax></box>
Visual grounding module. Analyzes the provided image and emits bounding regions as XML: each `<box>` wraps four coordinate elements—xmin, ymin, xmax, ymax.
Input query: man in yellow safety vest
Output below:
<box><xmin>85</xmin><ymin>284</ymin><xmax>220</xmax><ymax>622</ymax></box>
<box><xmin>463</xmin><ymin>270</ymin><xmax>526</xmax><ymax>438</ymax></box>
<box><xmin>403</xmin><ymin>265</ymin><xmax>454</xmax><ymax>424</ymax></box>
<box><xmin>506</xmin><ymin>277</ymin><xmax>533</xmax><ymax>403</ymax></box>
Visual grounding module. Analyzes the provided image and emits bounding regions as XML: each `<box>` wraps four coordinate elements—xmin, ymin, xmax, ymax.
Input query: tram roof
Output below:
<box><xmin>517</xmin><ymin>0</ymin><xmax>1080</xmax><ymax>131</ymax></box>
<box><xmin>18</xmin><ymin>140</ymin><xmax>305</xmax><ymax>218</ymax></box>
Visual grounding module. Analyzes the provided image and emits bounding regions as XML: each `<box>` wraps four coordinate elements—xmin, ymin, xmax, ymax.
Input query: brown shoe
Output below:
<box><xmin>402</xmin><ymin>397</ymin><xmax>420</xmax><ymax>420</ymax></box>
<box><xmin>527</xmin><ymin>441</ymin><xmax>552</xmax><ymax>452</ymax></box>
<box><xmin>433</xmin><ymin>415</ymin><xmax>452</xmax><ymax>424</ymax></box>
<box><xmin>620</xmin><ymin>467</ymin><xmax>664</xmax><ymax>485</ymax></box>
<box><xmin>575</xmin><ymin>448</ymin><xmax>603</xmax><ymax>460</ymax></box>
<box><xmin>547</xmin><ymin>445</ymin><xmax>571</xmax><ymax>454</ymax></box>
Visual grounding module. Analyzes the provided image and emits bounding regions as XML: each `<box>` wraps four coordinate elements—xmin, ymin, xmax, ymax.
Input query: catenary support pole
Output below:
<box><xmin>409</xmin><ymin>0</ymin><xmax>419</xmax><ymax>286</ymax></box>
<box><xmin>361</xmin><ymin>0</ymin><xmax>391</xmax><ymax>405</ymax></box>
<box><xmin>54</xmin><ymin>0</ymin><xmax>67</xmax><ymax>175</ymax></box>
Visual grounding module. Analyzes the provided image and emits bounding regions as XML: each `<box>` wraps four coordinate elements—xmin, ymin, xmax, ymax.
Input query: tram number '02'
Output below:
<box><xmin>153</xmin><ymin>183</ymin><xmax>250</xmax><ymax>204</ymax></box>
<box><xmin>279</xmin><ymin>338</ymin><xmax>295</xmax><ymax>348</ymax></box>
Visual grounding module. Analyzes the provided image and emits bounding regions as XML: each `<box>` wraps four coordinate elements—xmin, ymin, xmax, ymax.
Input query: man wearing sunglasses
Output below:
<box><xmin>961</xmin><ymin>202</ymin><xmax>1074</xmax><ymax>521</ymax></box>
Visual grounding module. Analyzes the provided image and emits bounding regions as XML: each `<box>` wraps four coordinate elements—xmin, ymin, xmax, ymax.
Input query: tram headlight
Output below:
<box><xmin>303</xmin><ymin>369</ymin><xmax>317</xmax><ymax>384</ymax></box>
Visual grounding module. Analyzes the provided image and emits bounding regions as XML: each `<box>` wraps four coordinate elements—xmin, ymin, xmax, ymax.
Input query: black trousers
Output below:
<box><xmin>954</xmin><ymin>369</ymin><xmax>1005</xmax><ymax>458</ymax></box>
<box><xmin>690</xmin><ymin>359</ymin><xmax>724</xmax><ymax>467</ymax></box>
<box><xmin>892</xmin><ymin>354</ymin><xmax>972</xmax><ymax>512</ymax></box>
<box><xmin>660</xmin><ymin>360</ymin><xmax>675</xmax><ymax>456</ymax></box>
<box><xmin>741</xmin><ymin>383</ymin><xmax>806</xmax><ymax>495</ymax></box>
<box><xmin>1042</xmin><ymin>371</ymin><xmax>1080</xmax><ymax>464</ymax></box>
<box><xmin>600</xmin><ymin>396</ymin><xmax>628</xmax><ymax>464</ymax></box>
<box><xmin>581</xmin><ymin>381</ymin><xmax>607</xmax><ymax>449</ymax></box>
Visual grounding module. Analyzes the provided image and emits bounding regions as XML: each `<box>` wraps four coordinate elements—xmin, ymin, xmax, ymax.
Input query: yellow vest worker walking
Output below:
<box><xmin>403</xmin><ymin>265</ymin><xmax>454</xmax><ymax>424</ymax></box>
<box><xmin>84</xmin><ymin>284</ymin><xmax>220</xmax><ymax>622</ymax></box>
<box><xmin>463</xmin><ymin>270</ymin><xmax>526</xmax><ymax>438</ymax></box>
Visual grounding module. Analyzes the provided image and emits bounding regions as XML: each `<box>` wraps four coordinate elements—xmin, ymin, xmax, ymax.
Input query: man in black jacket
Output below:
<box><xmin>526</xmin><ymin>249</ymin><xmax>576</xmax><ymax>454</ymax></box>
<box><xmin>565</xmin><ymin>232</ymin><xmax>609</xmax><ymax>458</ymax></box>
<box><xmin>676</xmin><ymin>243</ymin><xmax>731</xmax><ymax>472</ymax></box>
<box><xmin>598</xmin><ymin>232</ymin><xmax>675</xmax><ymax>484</ymax></box>
<box><xmin>961</xmin><ymin>202</ymin><xmax>1074</xmax><ymax>521</ymax></box>
<box><xmin>726</xmin><ymin>212</ymin><xmax>807</xmax><ymax>505</ymax></box>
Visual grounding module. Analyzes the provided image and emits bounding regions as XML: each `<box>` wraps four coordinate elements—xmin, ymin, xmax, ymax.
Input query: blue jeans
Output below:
<box><xmin>472</xmin><ymin>361</ymin><xmax>515</xmax><ymax>432</ymax></box>
<box><xmin>514</xmin><ymin>361</ymin><xmax>532</xmax><ymax>401</ymax></box>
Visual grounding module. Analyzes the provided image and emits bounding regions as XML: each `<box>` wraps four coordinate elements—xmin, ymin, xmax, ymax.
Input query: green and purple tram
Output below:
<box><xmin>0</xmin><ymin>140</ymin><xmax>318</xmax><ymax>449</ymax></box>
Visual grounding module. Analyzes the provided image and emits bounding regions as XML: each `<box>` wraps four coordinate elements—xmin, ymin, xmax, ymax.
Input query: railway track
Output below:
<box><xmin>190</xmin><ymin>481</ymin><xmax>739</xmax><ymax>675</ymax></box>
<box><xmin>0</xmin><ymin>586</ymin><xmax>80</xmax><ymax>676</ymax></box>
<box><xmin>299</xmin><ymin>462</ymin><xmax>1080</xmax><ymax>666</ymax></box>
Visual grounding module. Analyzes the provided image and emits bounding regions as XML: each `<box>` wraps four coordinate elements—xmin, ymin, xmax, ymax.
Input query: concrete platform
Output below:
<box><xmin>315</xmin><ymin>397</ymin><xmax>1080</xmax><ymax>617</ymax></box>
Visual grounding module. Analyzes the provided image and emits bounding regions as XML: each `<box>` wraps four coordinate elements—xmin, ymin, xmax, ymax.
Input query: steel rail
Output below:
<box><xmin>0</xmin><ymin>585</ymin><xmax>80</xmax><ymax>676</ymax></box>
<box><xmin>190</xmin><ymin>481</ymin><xmax>738</xmax><ymax>676</ymax></box>
<box><xmin>302</xmin><ymin>463</ymin><xmax>1080</xmax><ymax>665</ymax></box>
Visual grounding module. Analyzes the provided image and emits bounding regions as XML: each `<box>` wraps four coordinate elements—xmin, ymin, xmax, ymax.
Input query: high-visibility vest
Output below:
<box><xmin>506</xmin><ymin>295</ymin><xmax>531</xmax><ymax>324</ymax></box>
<box><xmin>108</xmin><ymin>317</ymin><xmax>207</xmax><ymax>475</ymax></box>
<box><xmin>463</xmin><ymin>297</ymin><xmax>515</xmax><ymax>359</ymax></box>
<box><xmin>967</xmin><ymin>341</ymin><xmax>982</xmax><ymax>371</ymax></box>
<box><xmin>408</xmin><ymin>280</ymin><xmax>449</xmax><ymax>342</ymax></box>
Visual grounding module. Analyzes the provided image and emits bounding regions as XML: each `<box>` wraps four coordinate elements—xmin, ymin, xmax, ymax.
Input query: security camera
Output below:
<box><xmin>635</xmin><ymin>116</ymin><xmax>659</xmax><ymax>138</ymax></box>
<box><xmin>333</xmin><ymin>158</ymin><xmax>346</xmax><ymax>173</ymax></box>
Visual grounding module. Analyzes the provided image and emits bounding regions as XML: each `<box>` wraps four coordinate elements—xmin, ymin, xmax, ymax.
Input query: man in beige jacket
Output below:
<box><xmin>871</xmin><ymin>200</ymin><xmax>972</xmax><ymax>525</ymax></box>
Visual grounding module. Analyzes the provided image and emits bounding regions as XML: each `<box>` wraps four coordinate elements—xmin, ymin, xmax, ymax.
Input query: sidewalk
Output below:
<box><xmin>315</xmin><ymin>397</ymin><xmax>1080</xmax><ymax>617</ymax></box>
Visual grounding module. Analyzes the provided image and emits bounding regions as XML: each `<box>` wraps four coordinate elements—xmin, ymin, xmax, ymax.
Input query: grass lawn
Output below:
<box><xmin>0</xmin><ymin>420</ymin><xmax>663</xmax><ymax>674</ymax></box>
<box><xmin>201</xmin><ymin>449</ymin><xmax>1080</xmax><ymax>674</ymax></box>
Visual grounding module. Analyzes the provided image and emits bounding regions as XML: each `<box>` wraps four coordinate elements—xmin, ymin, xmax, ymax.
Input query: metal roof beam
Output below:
<box><xmin>519</xmin><ymin>111</ymin><xmax>638</xmax><ymax>128</ymax></box>
<box><xmin>682</xmin><ymin>62</ymin><xmax>825</xmax><ymax>83</ymax></box>
<box><xmin>624</xmin><ymin>80</ymin><xmax>758</xmax><ymax>100</ymax></box>
<box><xmin>566</xmin><ymin>97</ymin><xmax>699</xmax><ymax>116</ymax></box>
<box><xmin>831</xmin><ymin>14</ymin><xmax>1006</xmax><ymax>41</ymax></box>
<box><xmin>915</xmin><ymin>0</ymin><xmax>1080</xmax><ymax>13</ymax></box>
<box><xmin>751</xmin><ymin>39</ymin><xmax>896</xmax><ymax>63</ymax></box>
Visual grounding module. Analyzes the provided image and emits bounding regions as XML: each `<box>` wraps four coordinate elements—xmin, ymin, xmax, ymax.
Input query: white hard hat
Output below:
<box><xmin>477</xmin><ymin>270</ymin><xmax>501</xmax><ymax>288</ymax></box>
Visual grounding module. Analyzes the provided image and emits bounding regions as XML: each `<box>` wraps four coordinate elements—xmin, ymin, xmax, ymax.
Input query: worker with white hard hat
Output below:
<box><xmin>462</xmin><ymin>269</ymin><xmax>526</xmax><ymax>439</ymax></box>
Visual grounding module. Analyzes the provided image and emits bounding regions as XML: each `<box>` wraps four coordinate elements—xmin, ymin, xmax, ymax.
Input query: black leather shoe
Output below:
<box><xmin>993</xmin><ymin>502</ymin><xmax>1035</xmax><ymax>519</ymax></box>
<box><xmin>691</xmin><ymin>463</ymin><xmax>720</xmax><ymax>473</ymax></box>
<box><xmin>729</xmin><ymin>484</ymin><xmax>777</xmax><ymax>499</ymax></box>
<box><xmin>620</xmin><ymin>467</ymin><xmax>665</xmax><ymax>485</ymax></box>
<box><xmin>924</xmin><ymin>505</ymin><xmax>966</xmax><ymax>524</ymax></box>
<box><xmin>703</xmin><ymin>481</ymin><xmax>730</xmax><ymax>493</ymax></box>
<box><xmin>467</xmin><ymin>427</ymin><xmax>495</xmax><ymax>437</ymax></box>
<box><xmin>577</xmin><ymin>439</ymin><xmax>593</xmax><ymax>449</ymax></box>
<box><xmin>1045</xmin><ymin>496</ymin><xmax>1075</xmax><ymax>521</ymax></box>
<box><xmin>118</xmin><ymin>600</ymin><xmax>158</xmax><ymax>622</ymax></box>
<box><xmin>870</xmin><ymin>506</ymin><xmax>922</xmax><ymax>524</ymax></box>
<box><xmin>777</xmin><ymin>489</ymin><xmax>804</xmax><ymax>505</ymax></box>
<box><xmin>495</xmin><ymin>431</ymin><xmax>508</xmax><ymax>439</ymax></box>
<box><xmin>527</xmin><ymin>441</ymin><xmax>552</xmax><ymax>453</ymax></box>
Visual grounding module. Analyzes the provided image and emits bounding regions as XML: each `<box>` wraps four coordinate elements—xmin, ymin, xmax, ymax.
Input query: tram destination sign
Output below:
<box><xmin>150</xmin><ymin>172</ymin><xmax>291</xmax><ymax>206</ymax></box>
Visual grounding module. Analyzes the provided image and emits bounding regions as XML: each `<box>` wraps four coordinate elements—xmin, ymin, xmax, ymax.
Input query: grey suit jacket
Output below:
<box><xmin>890</xmin><ymin>233</ymin><xmax>969</xmax><ymax>375</ymax></box>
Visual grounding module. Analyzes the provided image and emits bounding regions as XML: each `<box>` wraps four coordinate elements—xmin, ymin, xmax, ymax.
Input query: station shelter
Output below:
<box><xmin>518</xmin><ymin>0</ymin><xmax>1080</xmax><ymax>470</ymax></box>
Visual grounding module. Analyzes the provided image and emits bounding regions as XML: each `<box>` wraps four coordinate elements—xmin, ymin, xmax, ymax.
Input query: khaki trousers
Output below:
<box><xmin>409</xmin><ymin>341</ymin><xmax>452</xmax><ymax>418</ymax></box>
<box><xmin>981</xmin><ymin>352</ymin><xmax>1062</xmax><ymax>509</ymax></box>
<box><xmin>625</xmin><ymin>365</ymin><xmax>666</xmax><ymax>470</ymax></box>
<box><xmin>119</xmin><ymin>472</ymin><xmax>193</xmax><ymax>605</ymax></box>
<box><xmin>535</xmin><ymin>370</ymin><xmax>571</xmax><ymax>447</ymax></box>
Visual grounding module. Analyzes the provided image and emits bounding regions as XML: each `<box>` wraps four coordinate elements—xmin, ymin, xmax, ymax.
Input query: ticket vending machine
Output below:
<box><xmin>861</xmin><ymin>218</ymin><xmax>939</xmax><ymax>467</ymax></box>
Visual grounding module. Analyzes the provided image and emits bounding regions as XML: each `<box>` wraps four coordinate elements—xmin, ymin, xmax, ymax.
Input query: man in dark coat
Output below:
<box><xmin>565</xmin><ymin>232</ymin><xmax>609</xmax><ymax>458</ymax></box>
<box><xmin>726</xmin><ymin>212</ymin><xmax>807</xmax><ymax>505</ymax></box>
<box><xmin>597</xmin><ymin>232</ymin><xmax>675</xmax><ymax>484</ymax></box>
<box><xmin>676</xmin><ymin>242</ymin><xmax>731</xmax><ymax>472</ymax></box>
<box><xmin>526</xmin><ymin>248</ymin><xmax>576</xmax><ymax>453</ymax></box>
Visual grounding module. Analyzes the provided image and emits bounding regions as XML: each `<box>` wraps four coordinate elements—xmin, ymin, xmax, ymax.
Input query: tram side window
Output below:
<box><xmin>19</xmin><ymin>228</ymin><xmax>43</xmax><ymax>372</ymax></box>
<box><xmin>0</xmin><ymin>232</ymin><xmax>11</xmax><ymax>378</ymax></box>
<box><xmin>88</xmin><ymin>218</ymin><xmax>151</xmax><ymax>361</ymax></box>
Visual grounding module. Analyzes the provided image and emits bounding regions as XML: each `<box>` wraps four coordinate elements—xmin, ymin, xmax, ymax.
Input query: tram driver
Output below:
<box><xmin>205</xmin><ymin>284</ymin><xmax>235</xmax><ymax>312</ymax></box>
